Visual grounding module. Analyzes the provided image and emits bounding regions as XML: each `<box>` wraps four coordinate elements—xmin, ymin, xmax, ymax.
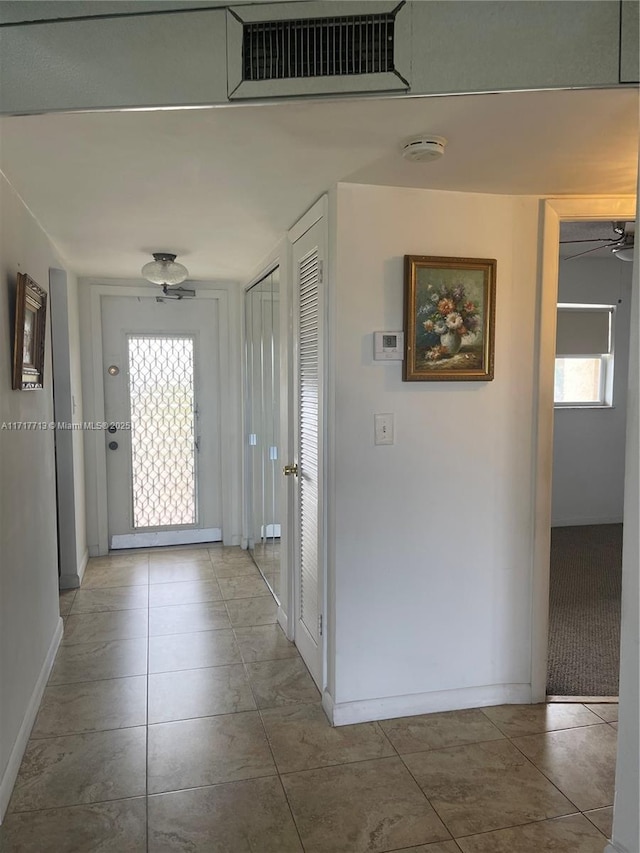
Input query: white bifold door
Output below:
<box><xmin>291</xmin><ymin>213</ymin><xmax>326</xmax><ymax>690</ymax></box>
<box><xmin>101</xmin><ymin>296</ymin><xmax>222</xmax><ymax>549</ymax></box>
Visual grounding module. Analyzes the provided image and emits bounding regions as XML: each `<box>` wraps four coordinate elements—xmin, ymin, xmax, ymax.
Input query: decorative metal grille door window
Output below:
<box><xmin>127</xmin><ymin>335</ymin><xmax>197</xmax><ymax>528</ymax></box>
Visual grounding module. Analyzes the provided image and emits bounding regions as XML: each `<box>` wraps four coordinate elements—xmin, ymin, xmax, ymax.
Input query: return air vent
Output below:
<box><xmin>227</xmin><ymin>1</ymin><xmax>410</xmax><ymax>100</ymax></box>
<box><xmin>242</xmin><ymin>13</ymin><xmax>396</xmax><ymax>82</ymax></box>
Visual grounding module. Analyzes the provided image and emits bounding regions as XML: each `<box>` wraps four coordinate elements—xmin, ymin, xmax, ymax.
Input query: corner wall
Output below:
<box><xmin>0</xmin><ymin>174</ymin><xmax>70</xmax><ymax>817</ymax></box>
<box><xmin>328</xmin><ymin>184</ymin><xmax>541</xmax><ymax>721</ymax></box>
<box><xmin>552</xmin><ymin>257</ymin><xmax>632</xmax><ymax>527</ymax></box>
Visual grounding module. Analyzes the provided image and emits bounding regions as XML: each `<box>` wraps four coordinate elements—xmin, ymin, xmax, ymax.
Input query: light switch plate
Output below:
<box><xmin>374</xmin><ymin>413</ymin><xmax>394</xmax><ymax>445</ymax></box>
<box><xmin>374</xmin><ymin>331</ymin><xmax>404</xmax><ymax>360</ymax></box>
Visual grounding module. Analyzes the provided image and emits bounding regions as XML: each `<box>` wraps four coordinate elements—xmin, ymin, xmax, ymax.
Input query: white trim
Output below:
<box><xmin>111</xmin><ymin>527</ymin><xmax>222</xmax><ymax>549</ymax></box>
<box><xmin>0</xmin><ymin>617</ymin><xmax>63</xmax><ymax>823</ymax></box>
<box><xmin>327</xmin><ymin>684</ymin><xmax>532</xmax><ymax>727</ymax></box>
<box><xmin>59</xmin><ymin>547</ymin><xmax>90</xmax><ymax>590</ymax></box>
<box><xmin>83</xmin><ymin>282</ymin><xmax>233</xmax><ymax>555</ymax></box>
<box><xmin>288</xmin><ymin>195</ymin><xmax>328</xmax><ymax>245</ymax></box>
<box><xmin>605</xmin><ymin>844</ymin><xmax>631</xmax><ymax>853</ymax></box>
<box><xmin>531</xmin><ymin>196</ymin><xmax>637</xmax><ymax>703</ymax></box>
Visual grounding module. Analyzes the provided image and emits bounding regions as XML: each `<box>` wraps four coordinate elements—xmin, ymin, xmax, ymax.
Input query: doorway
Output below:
<box><xmin>546</xmin><ymin>220</ymin><xmax>632</xmax><ymax>698</ymax></box>
<box><xmin>531</xmin><ymin>197</ymin><xmax>637</xmax><ymax>702</ymax></box>
<box><xmin>101</xmin><ymin>294</ymin><xmax>223</xmax><ymax>549</ymax></box>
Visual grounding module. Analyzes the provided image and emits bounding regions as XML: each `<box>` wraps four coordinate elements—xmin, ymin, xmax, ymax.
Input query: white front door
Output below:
<box><xmin>101</xmin><ymin>295</ymin><xmax>222</xmax><ymax>549</ymax></box>
<box><xmin>291</xmin><ymin>211</ymin><xmax>326</xmax><ymax>690</ymax></box>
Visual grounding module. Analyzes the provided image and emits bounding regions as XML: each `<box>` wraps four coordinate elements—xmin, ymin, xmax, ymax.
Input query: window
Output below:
<box><xmin>554</xmin><ymin>304</ymin><xmax>615</xmax><ymax>407</ymax></box>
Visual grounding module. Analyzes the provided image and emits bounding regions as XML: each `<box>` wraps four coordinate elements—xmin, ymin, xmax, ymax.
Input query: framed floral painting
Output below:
<box><xmin>403</xmin><ymin>255</ymin><xmax>496</xmax><ymax>381</ymax></box>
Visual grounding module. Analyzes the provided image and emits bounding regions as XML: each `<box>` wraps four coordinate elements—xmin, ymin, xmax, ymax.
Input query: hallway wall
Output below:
<box><xmin>328</xmin><ymin>184</ymin><xmax>541</xmax><ymax>721</ymax></box>
<box><xmin>0</xmin><ymin>174</ymin><xmax>82</xmax><ymax>817</ymax></box>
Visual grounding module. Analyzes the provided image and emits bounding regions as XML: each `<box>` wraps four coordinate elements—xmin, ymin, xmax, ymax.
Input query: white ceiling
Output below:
<box><xmin>0</xmin><ymin>87</ymin><xmax>637</xmax><ymax>283</ymax></box>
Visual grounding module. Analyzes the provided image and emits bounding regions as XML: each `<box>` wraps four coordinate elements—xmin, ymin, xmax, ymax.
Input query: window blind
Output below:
<box><xmin>556</xmin><ymin>306</ymin><xmax>612</xmax><ymax>356</ymax></box>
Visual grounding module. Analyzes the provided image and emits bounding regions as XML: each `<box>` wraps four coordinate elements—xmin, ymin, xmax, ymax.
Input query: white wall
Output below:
<box><xmin>327</xmin><ymin>184</ymin><xmax>541</xmax><ymax>721</ymax></box>
<box><xmin>0</xmin><ymin>174</ymin><xmax>73</xmax><ymax>818</ymax></box>
<box><xmin>551</xmin><ymin>257</ymin><xmax>632</xmax><ymax>526</ymax></box>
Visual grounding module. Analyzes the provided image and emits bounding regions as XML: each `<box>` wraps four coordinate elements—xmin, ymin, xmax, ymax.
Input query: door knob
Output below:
<box><xmin>283</xmin><ymin>464</ymin><xmax>298</xmax><ymax>476</ymax></box>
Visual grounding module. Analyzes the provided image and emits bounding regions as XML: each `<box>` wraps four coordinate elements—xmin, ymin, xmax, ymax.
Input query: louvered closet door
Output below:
<box><xmin>292</xmin><ymin>216</ymin><xmax>325</xmax><ymax>690</ymax></box>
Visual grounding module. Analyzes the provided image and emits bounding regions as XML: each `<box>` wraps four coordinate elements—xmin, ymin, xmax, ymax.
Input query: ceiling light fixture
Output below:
<box><xmin>141</xmin><ymin>252</ymin><xmax>189</xmax><ymax>286</ymax></box>
<box><xmin>401</xmin><ymin>135</ymin><xmax>447</xmax><ymax>162</ymax></box>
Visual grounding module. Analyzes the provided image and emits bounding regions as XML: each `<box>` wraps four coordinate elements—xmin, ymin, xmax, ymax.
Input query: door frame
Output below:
<box><xmin>82</xmin><ymin>282</ymin><xmax>233</xmax><ymax>556</ymax></box>
<box><xmin>531</xmin><ymin>195</ymin><xmax>637</xmax><ymax>701</ymax></box>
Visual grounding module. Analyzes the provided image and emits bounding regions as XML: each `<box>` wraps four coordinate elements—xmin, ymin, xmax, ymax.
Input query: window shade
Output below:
<box><xmin>556</xmin><ymin>307</ymin><xmax>611</xmax><ymax>356</ymax></box>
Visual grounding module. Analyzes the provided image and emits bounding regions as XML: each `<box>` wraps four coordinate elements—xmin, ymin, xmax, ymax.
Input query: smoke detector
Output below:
<box><xmin>401</xmin><ymin>135</ymin><xmax>447</xmax><ymax>162</ymax></box>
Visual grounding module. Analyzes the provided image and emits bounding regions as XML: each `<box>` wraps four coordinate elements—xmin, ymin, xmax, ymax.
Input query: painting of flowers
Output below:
<box><xmin>403</xmin><ymin>255</ymin><xmax>496</xmax><ymax>381</ymax></box>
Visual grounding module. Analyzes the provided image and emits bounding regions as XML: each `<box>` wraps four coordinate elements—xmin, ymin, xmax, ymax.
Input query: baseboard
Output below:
<box><xmin>77</xmin><ymin>548</ymin><xmax>89</xmax><ymax>584</ymax></box>
<box><xmin>551</xmin><ymin>517</ymin><xmax>623</xmax><ymax>527</ymax></box>
<box><xmin>328</xmin><ymin>683</ymin><xmax>532</xmax><ymax>727</ymax></box>
<box><xmin>605</xmin><ymin>842</ymin><xmax>631</xmax><ymax>853</ymax></box>
<box><xmin>0</xmin><ymin>617</ymin><xmax>63</xmax><ymax>823</ymax></box>
<box><xmin>276</xmin><ymin>605</ymin><xmax>290</xmax><ymax>638</ymax></box>
<box><xmin>322</xmin><ymin>689</ymin><xmax>335</xmax><ymax>724</ymax></box>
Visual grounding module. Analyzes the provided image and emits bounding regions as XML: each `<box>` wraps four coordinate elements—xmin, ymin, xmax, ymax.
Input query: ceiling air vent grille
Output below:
<box><xmin>242</xmin><ymin>13</ymin><xmax>396</xmax><ymax>82</ymax></box>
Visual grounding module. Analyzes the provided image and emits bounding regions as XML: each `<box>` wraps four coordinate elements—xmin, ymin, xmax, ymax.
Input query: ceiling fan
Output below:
<box><xmin>560</xmin><ymin>221</ymin><xmax>635</xmax><ymax>262</ymax></box>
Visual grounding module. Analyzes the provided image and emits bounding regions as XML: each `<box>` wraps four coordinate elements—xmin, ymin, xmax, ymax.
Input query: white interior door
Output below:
<box><xmin>291</xmin><ymin>214</ymin><xmax>326</xmax><ymax>689</ymax></box>
<box><xmin>101</xmin><ymin>295</ymin><xmax>222</xmax><ymax>548</ymax></box>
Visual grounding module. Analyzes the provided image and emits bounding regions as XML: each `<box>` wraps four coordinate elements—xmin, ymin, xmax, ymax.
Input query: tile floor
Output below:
<box><xmin>0</xmin><ymin>545</ymin><xmax>618</xmax><ymax>852</ymax></box>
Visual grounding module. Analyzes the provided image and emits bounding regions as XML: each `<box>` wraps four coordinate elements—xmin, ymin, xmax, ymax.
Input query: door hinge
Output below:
<box><xmin>318</xmin><ymin>259</ymin><xmax>324</xmax><ymax>284</ymax></box>
<box><xmin>318</xmin><ymin>613</ymin><xmax>323</xmax><ymax>637</ymax></box>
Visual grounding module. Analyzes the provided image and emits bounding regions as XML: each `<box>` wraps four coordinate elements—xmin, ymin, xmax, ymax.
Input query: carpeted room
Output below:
<box><xmin>548</xmin><ymin>226</ymin><xmax>633</xmax><ymax>699</ymax></box>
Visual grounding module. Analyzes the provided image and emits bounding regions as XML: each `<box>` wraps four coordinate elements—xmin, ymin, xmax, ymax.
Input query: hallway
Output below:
<box><xmin>0</xmin><ymin>546</ymin><xmax>618</xmax><ymax>852</ymax></box>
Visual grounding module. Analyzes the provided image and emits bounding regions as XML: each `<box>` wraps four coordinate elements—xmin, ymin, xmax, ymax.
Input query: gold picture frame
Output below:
<box><xmin>12</xmin><ymin>273</ymin><xmax>47</xmax><ymax>390</ymax></box>
<box><xmin>403</xmin><ymin>255</ymin><xmax>496</xmax><ymax>381</ymax></box>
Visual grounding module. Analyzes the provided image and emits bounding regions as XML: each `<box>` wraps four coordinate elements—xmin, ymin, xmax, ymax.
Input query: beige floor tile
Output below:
<box><xmin>402</xmin><ymin>739</ymin><xmax>574</xmax><ymax>837</ymax></box>
<box><xmin>148</xmin><ymin>578</ymin><xmax>222</xmax><ymax>607</ymax></box>
<box><xmin>610</xmin><ymin>721</ymin><xmax>618</xmax><ymax>730</ymax></box>
<box><xmin>245</xmin><ymin>658</ymin><xmax>320</xmax><ymax>709</ymax></box>
<box><xmin>149</xmin><ymin>563</ymin><xmax>216</xmax><ymax>584</ymax></box>
<box><xmin>31</xmin><ymin>676</ymin><xmax>147</xmax><ymax>738</ymax></box>
<box><xmin>82</xmin><ymin>564</ymin><xmax>149</xmax><ymax>589</ymax></box>
<box><xmin>0</xmin><ymin>798</ymin><xmax>147</xmax><ymax>852</ymax></box>
<box><xmin>9</xmin><ymin>728</ymin><xmax>146</xmax><ymax>813</ymax></box>
<box><xmin>58</xmin><ymin>590</ymin><xmax>77</xmax><ymax>616</ymax></box>
<box><xmin>62</xmin><ymin>610</ymin><xmax>148</xmax><ymax>645</ymax></box>
<box><xmin>513</xmin><ymin>724</ymin><xmax>617</xmax><ymax>810</ymax></box>
<box><xmin>282</xmin><ymin>756</ymin><xmax>450</xmax><ymax>853</ymax></box>
<box><xmin>380</xmin><ymin>709</ymin><xmax>505</xmax><ymax>754</ymax></box>
<box><xmin>218</xmin><ymin>574</ymin><xmax>270</xmax><ymax>600</ymax></box>
<box><xmin>234</xmin><ymin>624</ymin><xmax>299</xmax><ymax>663</ymax></box>
<box><xmin>261</xmin><ymin>703</ymin><xmax>394</xmax><ymax>773</ymax></box>
<box><xmin>584</xmin><ymin>805</ymin><xmax>613</xmax><ymax>838</ymax></box>
<box><xmin>585</xmin><ymin>702</ymin><xmax>618</xmax><ymax>722</ymax></box>
<box><xmin>149</xmin><ymin>601</ymin><xmax>230</xmax><ymax>636</ymax></box>
<box><xmin>212</xmin><ymin>561</ymin><xmax>261</xmax><ymax>579</ymax></box>
<box><xmin>148</xmin><ymin>664</ymin><xmax>256</xmax><ymax>723</ymax></box>
<box><xmin>148</xmin><ymin>777</ymin><xmax>303</xmax><ymax>852</ymax></box>
<box><xmin>148</xmin><ymin>549</ymin><xmax>211</xmax><ymax>567</ymax></box>
<box><xmin>70</xmin><ymin>585</ymin><xmax>149</xmax><ymax>614</ymax></box>
<box><xmin>49</xmin><ymin>638</ymin><xmax>148</xmax><ymax>685</ymax></box>
<box><xmin>149</xmin><ymin>629</ymin><xmax>241</xmax><ymax>673</ymax></box>
<box><xmin>226</xmin><ymin>595</ymin><xmax>278</xmax><ymax>627</ymax></box>
<box><xmin>148</xmin><ymin>711</ymin><xmax>276</xmax><ymax>793</ymax></box>
<box><xmin>482</xmin><ymin>703</ymin><xmax>602</xmax><ymax>737</ymax></box>
<box><xmin>456</xmin><ymin>813</ymin><xmax>608</xmax><ymax>853</ymax></box>
<box><xmin>87</xmin><ymin>553</ymin><xmax>149</xmax><ymax>570</ymax></box>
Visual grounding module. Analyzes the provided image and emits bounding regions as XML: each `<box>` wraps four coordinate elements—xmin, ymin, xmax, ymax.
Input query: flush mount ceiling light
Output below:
<box><xmin>141</xmin><ymin>252</ymin><xmax>189</xmax><ymax>286</ymax></box>
<box><xmin>612</xmin><ymin>245</ymin><xmax>634</xmax><ymax>262</ymax></box>
<box><xmin>401</xmin><ymin>135</ymin><xmax>447</xmax><ymax>162</ymax></box>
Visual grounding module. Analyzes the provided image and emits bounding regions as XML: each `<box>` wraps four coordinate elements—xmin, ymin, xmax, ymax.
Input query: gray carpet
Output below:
<box><xmin>546</xmin><ymin>524</ymin><xmax>622</xmax><ymax>697</ymax></box>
